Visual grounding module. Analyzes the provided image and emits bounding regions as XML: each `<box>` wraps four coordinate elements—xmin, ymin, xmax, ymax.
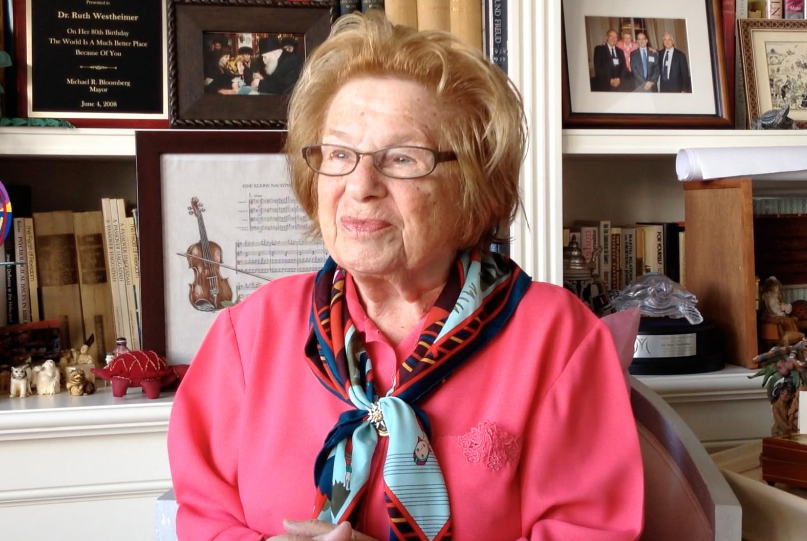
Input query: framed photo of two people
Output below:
<box><xmin>562</xmin><ymin>0</ymin><xmax>731</xmax><ymax>128</ymax></box>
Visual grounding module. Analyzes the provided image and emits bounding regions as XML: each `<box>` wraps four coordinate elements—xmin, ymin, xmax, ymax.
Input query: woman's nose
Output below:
<box><xmin>345</xmin><ymin>154</ymin><xmax>385</xmax><ymax>199</ymax></box>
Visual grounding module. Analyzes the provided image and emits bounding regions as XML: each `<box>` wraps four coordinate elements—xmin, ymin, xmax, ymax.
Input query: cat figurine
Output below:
<box><xmin>9</xmin><ymin>365</ymin><xmax>32</xmax><ymax>398</ymax></box>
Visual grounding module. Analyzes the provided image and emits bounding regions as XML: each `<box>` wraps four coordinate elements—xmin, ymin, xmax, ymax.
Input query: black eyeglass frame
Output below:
<box><xmin>301</xmin><ymin>144</ymin><xmax>458</xmax><ymax>179</ymax></box>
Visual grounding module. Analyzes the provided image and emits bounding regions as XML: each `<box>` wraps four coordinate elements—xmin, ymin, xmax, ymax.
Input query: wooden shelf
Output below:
<box><xmin>563</xmin><ymin>129</ymin><xmax>807</xmax><ymax>156</ymax></box>
<box><xmin>0</xmin><ymin>127</ymin><xmax>136</xmax><ymax>157</ymax></box>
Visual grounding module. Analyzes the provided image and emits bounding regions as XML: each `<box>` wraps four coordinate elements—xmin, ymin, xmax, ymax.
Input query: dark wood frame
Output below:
<box><xmin>7</xmin><ymin>0</ymin><xmax>169</xmax><ymax>128</ymax></box>
<box><xmin>738</xmin><ymin>18</ymin><xmax>807</xmax><ymax>128</ymax></box>
<box><xmin>168</xmin><ymin>0</ymin><xmax>336</xmax><ymax>129</ymax></box>
<box><xmin>561</xmin><ymin>0</ymin><xmax>732</xmax><ymax>129</ymax></box>
<box><xmin>135</xmin><ymin>130</ymin><xmax>285</xmax><ymax>356</ymax></box>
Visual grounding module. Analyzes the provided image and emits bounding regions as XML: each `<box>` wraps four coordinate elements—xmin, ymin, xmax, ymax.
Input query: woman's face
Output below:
<box><xmin>317</xmin><ymin>77</ymin><xmax>462</xmax><ymax>283</ymax></box>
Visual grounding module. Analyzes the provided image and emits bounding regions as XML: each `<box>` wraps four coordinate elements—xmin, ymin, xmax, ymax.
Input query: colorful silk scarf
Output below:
<box><xmin>305</xmin><ymin>249</ymin><xmax>531</xmax><ymax>541</ymax></box>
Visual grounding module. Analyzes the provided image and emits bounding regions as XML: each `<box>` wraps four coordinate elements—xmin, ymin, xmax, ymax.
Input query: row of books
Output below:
<box><xmin>563</xmin><ymin>221</ymin><xmax>686</xmax><ymax>292</ymax></box>
<box><xmin>0</xmin><ymin>198</ymin><xmax>141</xmax><ymax>363</ymax></box>
<box><xmin>341</xmin><ymin>0</ymin><xmax>507</xmax><ymax>71</ymax></box>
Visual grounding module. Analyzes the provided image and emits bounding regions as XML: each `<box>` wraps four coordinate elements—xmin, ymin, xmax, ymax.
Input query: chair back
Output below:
<box><xmin>631</xmin><ymin>377</ymin><xmax>741</xmax><ymax>541</ymax></box>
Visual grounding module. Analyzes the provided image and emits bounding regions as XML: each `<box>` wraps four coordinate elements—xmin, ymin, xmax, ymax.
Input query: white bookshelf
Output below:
<box><xmin>0</xmin><ymin>127</ymin><xmax>136</xmax><ymax>157</ymax></box>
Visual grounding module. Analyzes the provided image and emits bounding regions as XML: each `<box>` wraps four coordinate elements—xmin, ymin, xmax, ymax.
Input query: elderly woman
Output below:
<box><xmin>168</xmin><ymin>13</ymin><xmax>643</xmax><ymax>541</ymax></box>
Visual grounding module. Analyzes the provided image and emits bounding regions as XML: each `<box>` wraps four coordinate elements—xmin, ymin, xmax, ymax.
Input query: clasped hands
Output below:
<box><xmin>269</xmin><ymin>520</ymin><xmax>379</xmax><ymax>541</ymax></box>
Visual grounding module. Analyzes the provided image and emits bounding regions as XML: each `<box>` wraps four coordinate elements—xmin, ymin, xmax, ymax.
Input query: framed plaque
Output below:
<box><xmin>12</xmin><ymin>0</ymin><xmax>168</xmax><ymax>126</ymax></box>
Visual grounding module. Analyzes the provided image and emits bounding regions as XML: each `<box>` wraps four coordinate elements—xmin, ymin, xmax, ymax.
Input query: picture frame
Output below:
<box><xmin>167</xmin><ymin>0</ymin><xmax>336</xmax><ymax>129</ymax></box>
<box><xmin>8</xmin><ymin>0</ymin><xmax>169</xmax><ymax>128</ymax></box>
<box><xmin>738</xmin><ymin>18</ymin><xmax>807</xmax><ymax>128</ymax></box>
<box><xmin>136</xmin><ymin>131</ymin><xmax>328</xmax><ymax>363</ymax></box>
<box><xmin>561</xmin><ymin>0</ymin><xmax>731</xmax><ymax>129</ymax></box>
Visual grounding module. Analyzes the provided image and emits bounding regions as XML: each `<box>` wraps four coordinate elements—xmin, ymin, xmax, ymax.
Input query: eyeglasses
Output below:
<box><xmin>302</xmin><ymin>144</ymin><xmax>457</xmax><ymax>179</ymax></box>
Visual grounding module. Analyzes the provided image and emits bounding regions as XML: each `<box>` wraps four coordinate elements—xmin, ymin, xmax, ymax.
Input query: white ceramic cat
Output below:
<box><xmin>9</xmin><ymin>365</ymin><xmax>32</xmax><ymax>398</ymax></box>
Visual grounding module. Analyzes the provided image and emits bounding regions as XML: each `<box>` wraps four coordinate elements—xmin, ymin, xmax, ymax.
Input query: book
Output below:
<box><xmin>13</xmin><ymin>217</ymin><xmax>30</xmax><ymax>324</ymax></box>
<box><xmin>73</xmin><ymin>211</ymin><xmax>116</xmax><ymax>362</ymax></box>
<box><xmin>484</xmin><ymin>0</ymin><xmax>507</xmax><ymax>72</ymax></box>
<box><xmin>384</xmin><ymin>0</ymin><xmax>417</xmax><ymax>28</ymax></box>
<box><xmin>599</xmin><ymin>220</ymin><xmax>611</xmax><ymax>291</ymax></box>
<box><xmin>417</xmin><ymin>0</ymin><xmax>450</xmax><ymax>31</ymax></box>
<box><xmin>361</xmin><ymin>0</ymin><xmax>385</xmax><ymax>12</ymax></box>
<box><xmin>638</xmin><ymin>223</ymin><xmax>665</xmax><ymax>276</ymax></box>
<box><xmin>767</xmin><ymin>0</ymin><xmax>784</xmax><ymax>17</ymax></box>
<box><xmin>32</xmin><ymin>210</ymin><xmax>85</xmax><ymax>351</ymax></box>
<box><xmin>785</xmin><ymin>0</ymin><xmax>805</xmax><ymax>18</ymax></box>
<box><xmin>339</xmin><ymin>0</ymin><xmax>361</xmax><ymax>16</ymax></box>
<box><xmin>110</xmin><ymin>199</ymin><xmax>135</xmax><ymax>349</ymax></box>
<box><xmin>449</xmin><ymin>0</ymin><xmax>482</xmax><ymax>50</ymax></box>
<box><xmin>122</xmin><ymin>211</ymin><xmax>141</xmax><ymax>350</ymax></box>
<box><xmin>578</xmin><ymin>225</ymin><xmax>599</xmax><ymax>277</ymax></box>
<box><xmin>622</xmin><ymin>227</ymin><xmax>637</xmax><ymax>287</ymax></box>
<box><xmin>0</xmin><ymin>243</ymin><xmax>6</xmax><ymax>328</ymax></box>
<box><xmin>23</xmin><ymin>217</ymin><xmax>40</xmax><ymax>322</ymax></box>
<box><xmin>610</xmin><ymin>227</ymin><xmax>622</xmax><ymax>291</ymax></box>
<box><xmin>101</xmin><ymin>198</ymin><xmax>125</xmax><ymax>344</ymax></box>
<box><xmin>635</xmin><ymin>227</ymin><xmax>646</xmax><ymax>276</ymax></box>
<box><xmin>4</xmin><ymin>223</ymin><xmax>17</xmax><ymax>325</ymax></box>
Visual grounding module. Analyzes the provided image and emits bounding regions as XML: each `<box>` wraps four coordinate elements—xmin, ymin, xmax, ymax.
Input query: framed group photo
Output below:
<box><xmin>168</xmin><ymin>0</ymin><xmax>336</xmax><ymax>129</ymax></box>
<box><xmin>739</xmin><ymin>18</ymin><xmax>807</xmax><ymax>128</ymax></box>
<box><xmin>562</xmin><ymin>0</ymin><xmax>731</xmax><ymax>128</ymax></box>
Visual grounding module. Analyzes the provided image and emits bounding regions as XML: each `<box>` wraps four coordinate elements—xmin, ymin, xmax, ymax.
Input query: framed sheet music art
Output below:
<box><xmin>135</xmin><ymin>130</ymin><xmax>328</xmax><ymax>363</ymax></box>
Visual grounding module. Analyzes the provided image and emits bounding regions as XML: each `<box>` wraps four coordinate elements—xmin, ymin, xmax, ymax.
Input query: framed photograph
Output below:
<box><xmin>739</xmin><ymin>18</ymin><xmax>807</xmax><ymax>128</ymax></box>
<box><xmin>168</xmin><ymin>0</ymin><xmax>336</xmax><ymax>129</ymax></box>
<box><xmin>562</xmin><ymin>0</ymin><xmax>731</xmax><ymax>128</ymax></box>
<box><xmin>8</xmin><ymin>0</ymin><xmax>168</xmax><ymax>128</ymax></box>
<box><xmin>136</xmin><ymin>131</ymin><xmax>328</xmax><ymax>363</ymax></box>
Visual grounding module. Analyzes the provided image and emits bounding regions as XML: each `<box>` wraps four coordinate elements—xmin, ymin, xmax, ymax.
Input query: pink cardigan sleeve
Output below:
<box><xmin>168</xmin><ymin>309</ymin><xmax>264</xmax><ymax>541</ymax></box>
<box><xmin>520</xmin><ymin>321</ymin><xmax>644</xmax><ymax>541</ymax></box>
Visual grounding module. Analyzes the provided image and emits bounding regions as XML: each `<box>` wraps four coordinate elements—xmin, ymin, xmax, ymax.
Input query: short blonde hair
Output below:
<box><xmin>286</xmin><ymin>12</ymin><xmax>526</xmax><ymax>249</ymax></box>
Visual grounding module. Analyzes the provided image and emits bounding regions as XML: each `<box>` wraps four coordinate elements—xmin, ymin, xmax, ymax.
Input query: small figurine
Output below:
<box><xmin>614</xmin><ymin>273</ymin><xmax>703</xmax><ymax>325</ymax></box>
<box><xmin>91</xmin><ymin>350</ymin><xmax>189</xmax><ymax>399</ymax></box>
<box><xmin>76</xmin><ymin>344</ymin><xmax>96</xmax><ymax>384</ymax></box>
<box><xmin>33</xmin><ymin>360</ymin><xmax>60</xmax><ymax>395</ymax></box>
<box><xmin>9</xmin><ymin>365</ymin><xmax>32</xmax><ymax>398</ymax></box>
<box><xmin>114</xmin><ymin>337</ymin><xmax>130</xmax><ymax>356</ymax></box>
<box><xmin>751</xmin><ymin>104</ymin><xmax>800</xmax><ymax>130</ymax></box>
<box><xmin>771</xmin><ymin>379</ymin><xmax>798</xmax><ymax>436</ymax></box>
<box><xmin>65</xmin><ymin>367</ymin><xmax>96</xmax><ymax>396</ymax></box>
<box><xmin>759</xmin><ymin>276</ymin><xmax>804</xmax><ymax>347</ymax></box>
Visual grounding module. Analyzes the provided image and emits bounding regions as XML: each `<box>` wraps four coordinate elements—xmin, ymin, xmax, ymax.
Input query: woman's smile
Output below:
<box><xmin>340</xmin><ymin>216</ymin><xmax>392</xmax><ymax>234</ymax></box>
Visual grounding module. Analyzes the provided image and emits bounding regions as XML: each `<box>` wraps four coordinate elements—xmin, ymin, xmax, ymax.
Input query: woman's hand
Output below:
<box><xmin>267</xmin><ymin>520</ymin><xmax>379</xmax><ymax>541</ymax></box>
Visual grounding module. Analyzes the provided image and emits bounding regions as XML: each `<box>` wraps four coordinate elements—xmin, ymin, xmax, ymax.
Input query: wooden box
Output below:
<box><xmin>760</xmin><ymin>434</ymin><xmax>807</xmax><ymax>489</ymax></box>
<box><xmin>684</xmin><ymin>179</ymin><xmax>757</xmax><ymax>368</ymax></box>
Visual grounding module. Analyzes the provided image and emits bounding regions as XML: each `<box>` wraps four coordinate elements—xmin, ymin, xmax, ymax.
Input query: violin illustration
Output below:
<box><xmin>186</xmin><ymin>197</ymin><xmax>233</xmax><ymax>312</ymax></box>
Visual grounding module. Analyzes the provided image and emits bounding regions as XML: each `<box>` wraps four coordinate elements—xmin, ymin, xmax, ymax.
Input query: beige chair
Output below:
<box><xmin>631</xmin><ymin>377</ymin><xmax>742</xmax><ymax>541</ymax></box>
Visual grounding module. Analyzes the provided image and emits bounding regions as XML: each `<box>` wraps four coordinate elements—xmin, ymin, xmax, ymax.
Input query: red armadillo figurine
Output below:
<box><xmin>91</xmin><ymin>350</ymin><xmax>189</xmax><ymax>399</ymax></box>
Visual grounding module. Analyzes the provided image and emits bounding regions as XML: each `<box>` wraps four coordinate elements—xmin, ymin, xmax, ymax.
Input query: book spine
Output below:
<box><xmin>0</xmin><ymin>243</ymin><xmax>6</xmax><ymax>327</ymax></box>
<box><xmin>622</xmin><ymin>228</ymin><xmax>637</xmax><ymax>287</ymax></box>
<box><xmin>417</xmin><ymin>0</ymin><xmax>450</xmax><ymax>31</ymax></box>
<box><xmin>74</xmin><ymin>211</ymin><xmax>116</xmax><ymax>362</ymax></box>
<box><xmin>610</xmin><ymin>229</ymin><xmax>622</xmax><ymax>291</ymax></box>
<box><xmin>599</xmin><ymin>220</ymin><xmax>611</xmax><ymax>290</ymax></box>
<box><xmin>339</xmin><ymin>0</ymin><xmax>361</xmax><ymax>15</ymax></box>
<box><xmin>768</xmin><ymin>0</ymin><xmax>784</xmax><ymax>17</ymax></box>
<box><xmin>635</xmin><ymin>227</ymin><xmax>646</xmax><ymax>275</ymax></box>
<box><xmin>384</xmin><ymin>0</ymin><xmax>418</xmax><ymax>27</ymax></box>
<box><xmin>361</xmin><ymin>0</ymin><xmax>385</xmax><ymax>12</ymax></box>
<box><xmin>13</xmin><ymin>218</ymin><xmax>30</xmax><ymax>324</ymax></box>
<box><xmin>449</xmin><ymin>0</ymin><xmax>482</xmax><ymax>50</ymax></box>
<box><xmin>115</xmin><ymin>199</ymin><xmax>139</xmax><ymax>350</ymax></box>
<box><xmin>4</xmin><ymin>228</ymin><xmax>18</xmax><ymax>325</ymax></box>
<box><xmin>23</xmin><ymin>217</ymin><xmax>40</xmax><ymax>322</ymax></box>
<box><xmin>125</xmin><ymin>216</ymin><xmax>142</xmax><ymax>350</ymax></box>
<box><xmin>580</xmin><ymin>226</ymin><xmax>599</xmax><ymax>277</ymax></box>
<box><xmin>785</xmin><ymin>0</ymin><xmax>805</xmax><ymax>17</ymax></box>
<box><xmin>101</xmin><ymin>199</ymin><xmax>124</xmax><ymax>341</ymax></box>
<box><xmin>485</xmin><ymin>0</ymin><xmax>507</xmax><ymax>72</ymax></box>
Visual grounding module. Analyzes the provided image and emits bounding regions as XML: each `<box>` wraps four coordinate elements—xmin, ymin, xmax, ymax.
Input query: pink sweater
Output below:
<box><xmin>168</xmin><ymin>273</ymin><xmax>644</xmax><ymax>541</ymax></box>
